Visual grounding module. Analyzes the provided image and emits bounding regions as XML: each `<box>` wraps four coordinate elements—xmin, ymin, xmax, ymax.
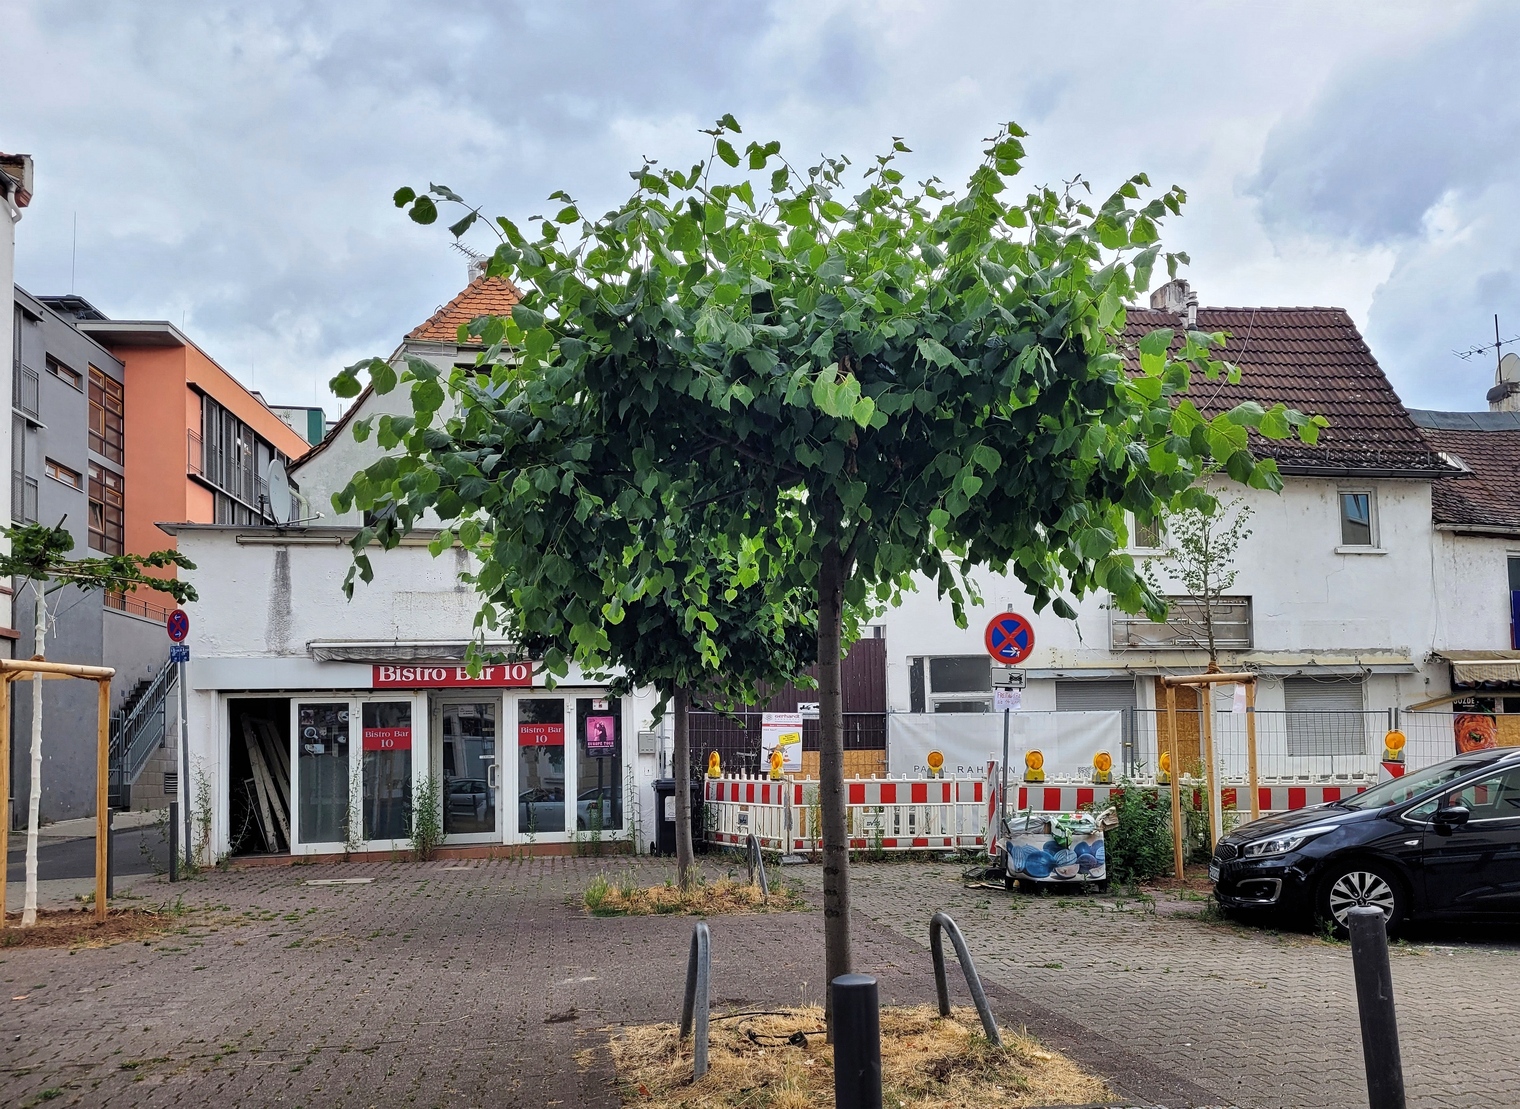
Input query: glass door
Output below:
<box><xmin>294</xmin><ymin>700</ymin><xmax>352</xmax><ymax>850</ymax></box>
<box><xmin>441</xmin><ymin>700</ymin><xmax>499</xmax><ymax>841</ymax></box>
<box><xmin>516</xmin><ymin>697</ymin><xmax>567</xmax><ymax>837</ymax></box>
<box><xmin>575</xmin><ymin>697</ymin><xmax>623</xmax><ymax>833</ymax></box>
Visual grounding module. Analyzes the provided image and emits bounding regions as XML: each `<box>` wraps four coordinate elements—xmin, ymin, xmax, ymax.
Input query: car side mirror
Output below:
<box><xmin>1435</xmin><ymin>805</ymin><xmax>1472</xmax><ymax>827</ymax></box>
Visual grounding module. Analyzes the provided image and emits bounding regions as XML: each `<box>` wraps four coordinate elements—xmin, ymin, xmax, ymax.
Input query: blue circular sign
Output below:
<box><xmin>167</xmin><ymin>609</ymin><xmax>190</xmax><ymax>642</ymax></box>
<box><xmin>984</xmin><ymin>612</ymin><xmax>1035</xmax><ymax>664</ymax></box>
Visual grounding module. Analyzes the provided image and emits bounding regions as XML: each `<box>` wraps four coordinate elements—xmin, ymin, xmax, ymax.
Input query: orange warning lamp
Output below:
<box><xmin>926</xmin><ymin>750</ymin><xmax>945</xmax><ymax>779</ymax></box>
<box><xmin>768</xmin><ymin>748</ymin><xmax>784</xmax><ymax>780</ymax></box>
<box><xmin>707</xmin><ymin>751</ymin><xmax>722</xmax><ymax>778</ymax></box>
<box><xmin>1024</xmin><ymin>749</ymin><xmax>1045</xmax><ymax>783</ymax></box>
<box><xmin>1093</xmin><ymin>750</ymin><xmax>1113</xmax><ymax>785</ymax></box>
<box><xmin>1158</xmin><ymin>749</ymin><xmax>1172</xmax><ymax>786</ymax></box>
<box><xmin>1382</xmin><ymin>730</ymin><xmax>1407</xmax><ymax>763</ymax></box>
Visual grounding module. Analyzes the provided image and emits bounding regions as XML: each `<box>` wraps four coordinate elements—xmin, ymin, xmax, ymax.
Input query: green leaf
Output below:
<box><xmin>409</xmin><ymin>196</ymin><xmax>438</xmax><ymax>225</ymax></box>
<box><xmin>393</xmin><ymin>186</ymin><xmax>416</xmax><ymax>207</ymax></box>
<box><xmin>513</xmin><ymin>303</ymin><xmax>545</xmax><ymax>330</ymax></box>
<box><xmin>716</xmin><ymin>139</ymin><xmax>740</xmax><ymax>168</ymax></box>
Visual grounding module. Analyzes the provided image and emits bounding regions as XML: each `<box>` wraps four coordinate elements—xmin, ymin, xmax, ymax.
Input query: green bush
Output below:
<box><xmin>1095</xmin><ymin>783</ymin><xmax>1175</xmax><ymax>884</ymax></box>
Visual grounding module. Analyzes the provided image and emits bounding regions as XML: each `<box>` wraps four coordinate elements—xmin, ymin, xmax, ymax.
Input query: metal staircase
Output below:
<box><xmin>108</xmin><ymin>658</ymin><xmax>178</xmax><ymax>810</ymax></box>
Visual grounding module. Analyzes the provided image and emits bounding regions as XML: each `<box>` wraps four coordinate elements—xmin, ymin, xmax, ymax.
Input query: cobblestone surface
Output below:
<box><xmin>2</xmin><ymin>855</ymin><xmax>1502</xmax><ymax>1108</ymax></box>
<box><xmin>844</xmin><ymin>861</ymin><xmax>1520</xmax><ymax>1109</ymax></box>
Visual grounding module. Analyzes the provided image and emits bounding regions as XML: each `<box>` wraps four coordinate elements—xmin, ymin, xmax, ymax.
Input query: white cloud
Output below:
<box><xmin>2</xmin><ymin>0</ymin><xmax>1508</xmax><ymax>415</ymax></box>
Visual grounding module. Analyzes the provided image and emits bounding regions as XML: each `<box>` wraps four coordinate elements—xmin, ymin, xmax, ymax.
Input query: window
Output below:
<box><xmin>88</xmin><ymin>462</ymin><xmax>124</xmax><ymax>553</ymax></box>
<box><xmin>1339</xmin><ymin>490</ymin><xmax>1375</xmax><ymax>547</ymax></box>
<box><xmin>1131</xmin><ymin>512</ymin><xmax>1164</xmax><ymax>551</ymax></box>
<box><xmin>1510</xmin><ymin>555</ymin><xmax>1520</xmax><ymax>650</ymax></box>
<box><xmin>44</xmin><ymin>458</ymin><xmax>82</xmax><ymax>491</ymax></box>
<box><xmin>909</xmin><ymin>655</ymin><xmax>992</xmax><ymax>713</ymax></box>
<box><xmin>45</xmin><ymin>355</ymin><xmax>83</xmax><ymax>391</ymax></box>
<box><xmin>1284</xmin><ymin>676</ymin><xmax>1365</xmax><ymax>757</ymax></box>
<box><xmin>88</xmin><ymin>366</ymin><xmax>124</xmax><ymax>463</ymax></box>
<box><xmin>1111</xmin><ymin>596</ymin><xmax>1253</xmax><ymax>650</ymax></box>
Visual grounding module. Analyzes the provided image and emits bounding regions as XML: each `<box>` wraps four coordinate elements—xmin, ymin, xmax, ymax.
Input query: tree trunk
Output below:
<box><xmin>817</xmin><ymin>513</ymin><xmax>851</xmax><ymax>1032</ymax></box>
<box><xmin>671</xmin><ymin>684</ymin><xmax>695</xmax><ymax>891</ymax></box>
<box><xmin>21</xmin><ymin>580</ymin><xmax>44</xmax><ymax>927</ymax></box>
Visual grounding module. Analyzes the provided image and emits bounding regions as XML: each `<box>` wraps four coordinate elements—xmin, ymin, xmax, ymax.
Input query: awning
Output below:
<box><xmin>307</xmin><ymin>640</ymin><xmax>516</xmax><ymax>663</ymax></box>
<box><xmin>1438</xmin><ymin>650</ymin><xmax>1520</xmax><ymax>688</ymax></box>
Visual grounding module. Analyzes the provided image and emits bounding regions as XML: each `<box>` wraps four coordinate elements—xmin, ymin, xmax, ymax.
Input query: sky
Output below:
<box><xmin>4</xmin><ymin>1</ymin><xmax>1514</xmax><ymax>417</ymax></box>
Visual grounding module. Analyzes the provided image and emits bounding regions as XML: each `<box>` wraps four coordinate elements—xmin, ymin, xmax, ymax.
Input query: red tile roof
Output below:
<box><xmin>406</xmin><ymin>274</ymin><xmax>522</xmax><ymax>343</ymax></box>
<box><xmin>1119</xmin><ymin>307</ymin><xmax>1447</xmax><ymax>476</ymax></box>
<box><xmin>1409</xmin><ymin>411</ymin><xmax>1520</xmax><ymax>533</ymax></box>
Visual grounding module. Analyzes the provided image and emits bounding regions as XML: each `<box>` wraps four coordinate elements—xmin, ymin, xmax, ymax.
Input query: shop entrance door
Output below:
<box><xmin>515</xmin><ymin>696</ymin><xmax>568</xmax><ymax>837</ymax></box>
<box><xmin>439</xmin><ymin>700</ymin><xmax>499</xmax><ymax>842</ymax></box>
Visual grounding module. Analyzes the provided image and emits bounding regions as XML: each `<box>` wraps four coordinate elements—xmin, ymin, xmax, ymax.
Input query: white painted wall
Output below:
<box><xmin>1431</xmin><ymin>531</ymin><xmax>1519</xmax><ymax>653</ymax></box>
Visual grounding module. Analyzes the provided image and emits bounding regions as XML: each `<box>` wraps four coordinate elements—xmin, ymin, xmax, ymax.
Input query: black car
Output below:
<box><xmin>1212</xmin><ymin>747</ymin><xmax>1520</xmax><ymax>934</ymax></box>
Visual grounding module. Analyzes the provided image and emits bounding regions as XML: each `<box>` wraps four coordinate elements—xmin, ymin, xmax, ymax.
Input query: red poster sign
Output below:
<box><xmin>371</xmin><ymin>663</ymin><xmax>533</xmax><ymax>689</ymax></box>
<box><xmin>519</xmin><ymin>722</ymin><xmax>565</xmax><ymax>748</ymax></box>
<box><xmin>363</xmin><ymin>726</ymin><xmax>412</xmax><ymax>752</ymax></box>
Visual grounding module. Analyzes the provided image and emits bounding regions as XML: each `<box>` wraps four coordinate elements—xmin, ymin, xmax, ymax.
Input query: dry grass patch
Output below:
<box><xmin>604</xmin><ymin>1004</ymin><xmax>1110</xmax><ymax>1108</ymax></box>
<box><xmin>584</xmin><ymin>875</ymin><xmax>807</xmax><ymax>917</ymax></box>
<box><xmin>0</xmin><ymin>906</ymin><xmax>189</xmax><ymax>949</ymax></box>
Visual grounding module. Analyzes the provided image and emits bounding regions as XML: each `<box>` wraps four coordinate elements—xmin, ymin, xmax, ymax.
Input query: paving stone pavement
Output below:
<box><xmin>845</xmin><ymin>860</ymin><xmax>1520</xmax><ymax>1109</ymax></box>
<box><xmin>0</xmin><ymin>854</ymin><xmax>1501</xmax><ymax>1108</ymax></box>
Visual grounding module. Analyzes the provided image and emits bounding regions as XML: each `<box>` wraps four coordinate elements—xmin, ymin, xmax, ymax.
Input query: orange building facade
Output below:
<box><xmin>73</xmin><ymin>320</ymin><xmax>311</xmax><ymax>607</ymax></box>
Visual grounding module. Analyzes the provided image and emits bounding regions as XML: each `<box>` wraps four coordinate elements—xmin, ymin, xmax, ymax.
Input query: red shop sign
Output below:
<box><xmin>519</xmin><ymin>723</ymin><xmax>565</xmax><ymax>748</ymax></box>
<box><xmin>371</xmin><ymin>663</ymin><xmax>533</xmax><ymax>689</ymax></box>
<box><xmin>363</xmin><ymin>726</ymin><xmax>412</xmax><ymax>752</ymax></box>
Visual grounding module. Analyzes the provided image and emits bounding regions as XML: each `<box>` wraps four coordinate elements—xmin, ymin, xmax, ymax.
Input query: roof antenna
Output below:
<box><xmin>1455</xmin><ymin>315</ymin><xmax>1520</xmax><ymax>411</ymax></box>
<box><xmin>451</xmin><ymin>240</ymin><xmax>487</xmax><ymax>281</ymax></box>
<box><xmin>71</xmin><ymin>212</ymin><xmax>77</xmax><ymax>294</ymax></box>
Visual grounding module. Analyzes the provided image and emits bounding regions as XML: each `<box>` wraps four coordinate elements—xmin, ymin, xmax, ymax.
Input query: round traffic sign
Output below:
<box><xmin>984</xmin><ymin>612</ymin><xmax>1034</xmax><ymax>664</ymax></box>
<box><xmin>167</xmin><ymin>608</ymin><xmax>190</xmax><ymax>643</ymax></box>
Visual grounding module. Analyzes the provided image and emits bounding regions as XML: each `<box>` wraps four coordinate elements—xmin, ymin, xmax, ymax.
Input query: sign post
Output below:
<box><xmin>167</xmin><ymin>609</ymin><xmax>190</xmax><ymax>871</ymax></box>
<box><xmin>984</xmin><ymin>613</ymin><xmax>1035</xmax><ymax>839</ymax></box>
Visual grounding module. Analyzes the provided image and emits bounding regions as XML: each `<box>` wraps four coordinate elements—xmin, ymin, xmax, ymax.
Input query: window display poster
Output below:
<box><xmin>761</xmin><ymin>712</ymin><xmax>804</xmax><ymax>772</ymax></box>
<box><xmin>585</xmin><ymin>715</ymin><xmax>616</xmax><ymax>754</ymax></box>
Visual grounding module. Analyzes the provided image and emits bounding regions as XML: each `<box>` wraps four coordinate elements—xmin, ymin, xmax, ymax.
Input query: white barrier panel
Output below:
<box><xmin>889</xmin><ymin>711</ymin><xmax>1122</xmax><ymax>778</ymax></box>
<box><xmin>703</xmin><ymin>776</ymin><xmax>989</xmax><ymax>852</ymax></box>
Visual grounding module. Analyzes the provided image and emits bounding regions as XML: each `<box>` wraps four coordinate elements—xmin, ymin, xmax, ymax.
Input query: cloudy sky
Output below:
<box><xmin>4</xmin><ymin>1</ymin><xmax>1513</xmax><ymax>416</ymax></box>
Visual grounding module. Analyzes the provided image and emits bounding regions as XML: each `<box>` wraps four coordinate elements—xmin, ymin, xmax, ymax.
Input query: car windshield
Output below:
<box><xmin>1338</xmin><ymin>758</ymin><xmax>1496</xmax><ymax>810</ymax></box>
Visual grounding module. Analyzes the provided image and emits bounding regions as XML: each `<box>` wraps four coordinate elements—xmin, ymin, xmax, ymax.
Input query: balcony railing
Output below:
<box><xmin>13</xmin><ymin>360</ymin><xmax>39</xmax><ymax>420</ymax></box>
<box><xmin>105</xmin><ymin>591</ymin><xmax>175</xmax><ymax>624</ymax></box>
<box><xmin>187</xmin><ymin>429</ymin><xmax>203</xmax><ymax>477</ymax></box>
<box><xmin>11</xmin><ymin>472</ymin><xmax>37</xmax><ymax>524</ymax></box>
<box><xmin>1110</xmin><ymin>595</ymin><xmax>1254</xmax><ymax>651</ymax></box>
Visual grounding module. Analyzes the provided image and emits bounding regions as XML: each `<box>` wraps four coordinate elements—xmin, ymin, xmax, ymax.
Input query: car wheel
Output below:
<box><xmin>1318</xmin><ymin>860</ymin><xmax>1404</xmax><ymax>937</ymax></box>
<box><xmin>1003</xmin><ymin>874</ymin><xmax>1016</xmax><ymax>891</ymax></box>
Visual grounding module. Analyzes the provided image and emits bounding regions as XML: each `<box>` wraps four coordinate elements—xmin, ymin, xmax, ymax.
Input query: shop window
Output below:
<box><xmin>1339</xmin><ymin>490</ymin><xmax>1375</xmax><ymax>547</ymax></box>
<box><xmin>576</xmin><ymin>697</ymin><xmax>622</xmax><ymax>831</ymax></box>
<box><xmin>87</xmin><ymin>462</ymin><xmax>124</xmax><ymax>553</ymax></box>
<box><xmin>88</xmin><ymin>366</ymin><xmax>124</xmax><ymax>463</ymax></box>
<box><xmin>909</xmin><ymin>656</ymin><xmax>992</xmax><ymax>713</ymax></box>
<box><xmin>362</xmin><ymin>701</ymin><xmax>412</xmax><ymax>841</ymax></box>
<box><xmin>518</xmin><ymin>698</ymin><xmax>566</xmax><ymax>834</ymax></box>
<box><xmin>297</xmin><ymin>702</ymin><xmax>350</xmax><ymax>843</ymax></box>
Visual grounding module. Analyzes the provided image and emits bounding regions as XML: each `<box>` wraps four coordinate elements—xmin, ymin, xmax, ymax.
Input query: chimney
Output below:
<box><xmin>1489</xmin><ymin>354</ymin><xmax>1520</xmax><ymax>413</ymax></box>
<box><xmin>1149</xmin><ymin>278</ymin><xmax>1191</xmax><ymax>317</ymax></box>
<box><xmin>468</xmin><ymin>257</ymin><xmax>488</xmax><ymax>283</ymax></box>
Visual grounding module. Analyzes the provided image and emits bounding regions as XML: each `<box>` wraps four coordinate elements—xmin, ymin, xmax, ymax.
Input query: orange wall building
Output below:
<box><xmin>71</xmin><ymin>320</ymin><xmax>311</xmax><ymax>606</ymax></box>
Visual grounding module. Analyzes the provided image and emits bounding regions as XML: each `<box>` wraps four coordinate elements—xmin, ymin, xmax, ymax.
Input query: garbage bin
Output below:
<box><xmin>652</xmin><ymin>777</ymin><xmax>706</xmax><ymax>856</ymax></box>
<box><xmin>653</xmin><ymin>778</ymin><xmax>677</xmax><ymax>856</ymax></box>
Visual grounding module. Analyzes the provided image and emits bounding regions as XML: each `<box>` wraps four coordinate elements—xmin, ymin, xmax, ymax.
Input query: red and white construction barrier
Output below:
<box><xmin>704</xmin><ymin>776</ymin><xmax>988</xmax><ymax>852</ymax></box>
<box><xmin>703</xmin><ymin>775</ymin><xmax>1372</xmax><ymax>855</ymax></box>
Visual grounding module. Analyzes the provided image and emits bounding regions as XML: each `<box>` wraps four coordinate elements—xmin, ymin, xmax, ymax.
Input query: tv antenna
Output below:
<box><xmin>1454</xmin><ymin>314</ymin><xmax>1520</xmax><ymax>373</ymax></box>
<box><xmin>449</xmin><ymin>241</ymin><xmax>485</xmax><ymax>262</ymax></box>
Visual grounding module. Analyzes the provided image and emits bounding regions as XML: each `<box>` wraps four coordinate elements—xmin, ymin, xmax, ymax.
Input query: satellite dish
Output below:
<box><xmin>266</xmin><ymin>458</ymin><xmax>293</xmax><ymax>524</ymax></box>
<box><xmin>1500</xmin><ymin>352</ymin><xmax>1520</xmax><ymax>385</ymax></box>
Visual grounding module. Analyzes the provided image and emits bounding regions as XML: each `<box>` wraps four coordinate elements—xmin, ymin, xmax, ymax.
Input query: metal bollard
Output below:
<box><xmin>745</xmin><ymin>832</ymin><xmax>769</xmax><ymax>897</ymax></box>
<box><xmin>831</xmin><ymin>974</ymin><xmax>883</xmax><ymax>1109</ymax></box>
<box><xmin>1348</xmin><ymin>906</ymin><xmax>1406</xmax><ymax>1109</ymax></box>
<box><xmin>679</xmin><ymin>922</ymin><xmax>711</xmax><ymax>1079</ymax></box>
<box><xmin>168</xmin><ymin>801</ymin><xmax>179</xmax><ymax>883</ymax></box>
<box><xmin>929</xmin><ymin>911</ymin><xmax>1002</xmax><ymax>1046</ymax></box>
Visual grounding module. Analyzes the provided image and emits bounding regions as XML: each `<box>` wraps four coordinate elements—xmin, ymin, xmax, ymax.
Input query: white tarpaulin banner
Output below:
<box><xmin>888</xmin><ymin>711</ymin><xmax>1124</xmax><ymax>779</ymax></box>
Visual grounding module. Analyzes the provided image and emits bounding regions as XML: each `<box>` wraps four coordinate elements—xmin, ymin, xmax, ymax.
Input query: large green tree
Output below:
<box><xmin>340</xmin><ymin>117</ymin><xmax>1324</xmax><ymax>1006</ymax></box>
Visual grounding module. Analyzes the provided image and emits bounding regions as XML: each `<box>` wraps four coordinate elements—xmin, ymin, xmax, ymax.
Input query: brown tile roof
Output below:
<box><xmin>406</xmin><ymin>274</ymin><xmax>522</xmax><ymax>343</ymax></box>
<box><xmin>1120</xmin><ymin>307</ymin><xmax>1447</xmax><ymax>476</ymax></box>
<box><xmin>1409</xmin><ymin>411</ymin><xmax>1520</xmax><ymax>533</ymax></box>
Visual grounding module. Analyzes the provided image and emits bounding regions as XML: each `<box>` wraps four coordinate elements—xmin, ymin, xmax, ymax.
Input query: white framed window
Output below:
<box><xmin>909</xmin><ymin>655</ymin><xmax>992</xmax><ymax>713</ymax></box>
<box><xmin>1338</xmin><ymin>490</ymin><xmax>1378</xmax><ymax>549</ymax></box>
<box><xmin>1129</xmin><ymin>512</ymin><xmax>1165</xmax><ymax>552</ymax></box>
